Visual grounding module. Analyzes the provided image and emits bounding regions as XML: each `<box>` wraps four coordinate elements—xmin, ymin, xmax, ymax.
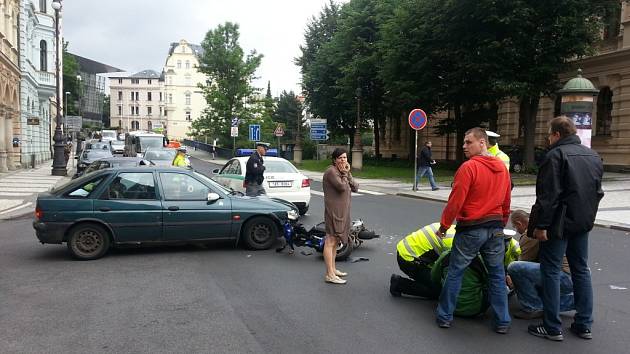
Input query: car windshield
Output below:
<box><xmin>194</xmin><ymin>172</ymin><xmax>230</xmax><ymax>194</ymax></box>
<box><xmin>145</xmin><ymin>150</ymin><xmax>176</xmax><ymax>161</ymax></box>
<box><xmin>84</xmin><ymin>150</ymin><xmax>111</xmax><ymax>159</ymax></box>
<box><xmin>265</xmin><ymin>160</ymin><xmax>298</xmax><ymax>173</ymax></box>
<box><xmin>87</xmin><ymin>142</ymin><xmax>110</xmax><ymax>150</ymax></box>
<box><xmin>139</xmin><ymin>136</ymin><xmax>164</xmax><ymax>151</ymax></box>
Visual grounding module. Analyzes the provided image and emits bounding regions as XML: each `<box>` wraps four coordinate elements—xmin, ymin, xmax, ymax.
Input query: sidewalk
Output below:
<box><xmin>0</xmin><ymin>161</ymin><xmax>73</xmax><ymax>221</ymax></box>
<box><xmin>187</xmin><ymin>148</ymin><xmax>630</xmax><ymax>231</ymax></box>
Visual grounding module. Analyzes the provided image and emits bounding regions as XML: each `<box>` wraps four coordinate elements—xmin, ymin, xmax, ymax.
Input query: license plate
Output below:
<box><xmin>269</xmin><ymin>181</ymin><xmax>292</xmax><ymax>188</ymax></box>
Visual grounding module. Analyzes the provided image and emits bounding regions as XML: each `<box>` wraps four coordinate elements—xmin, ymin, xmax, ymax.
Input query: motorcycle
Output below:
<box><xmin>281</xmin><ymin>219</ymin><xmax>379</xmax><ymax>261</ymax></box>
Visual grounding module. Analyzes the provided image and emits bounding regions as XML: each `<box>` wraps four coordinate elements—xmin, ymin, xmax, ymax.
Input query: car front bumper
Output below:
<box><xmin>33</xmin><ymin>221</ymin><xmax>68</xmax><ymax>244</ymax></box>
<box><xmin>266</xmin><ymin>189</ymin><xmax>310</xmax><ymax>207</ymax></box>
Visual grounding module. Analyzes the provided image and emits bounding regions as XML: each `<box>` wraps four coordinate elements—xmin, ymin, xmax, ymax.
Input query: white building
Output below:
<box><xmin>18</xmin><ymin>0</ymin><xmax>57</xmax><ymax>167</ymax></box>
<box><xmin>109</xmin><ymin>70</ymin><xmax>166</xmax><ymax>132</ymax></box>
<box><xmin>163</xmin><ymin>39</ymin><xmax>207</xmax><ymax>140</ymax></box>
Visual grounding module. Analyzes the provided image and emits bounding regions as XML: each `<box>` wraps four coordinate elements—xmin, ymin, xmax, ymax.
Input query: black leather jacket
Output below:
<box><xmin>530</xmin><ymin>135</ymin><xmax>604</xmax><ymax>238</ymax></box>
<box><xmin>245</xmin><ymin>152</ymin><xmax>265</xmax><ymax>184</ymax></box>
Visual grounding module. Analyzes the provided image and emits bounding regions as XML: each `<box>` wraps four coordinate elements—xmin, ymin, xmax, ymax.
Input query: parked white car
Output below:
<box><xmin>212</xmin><ymin>156</ymin><xmax>311</xmax><ymax>215</ymax></box>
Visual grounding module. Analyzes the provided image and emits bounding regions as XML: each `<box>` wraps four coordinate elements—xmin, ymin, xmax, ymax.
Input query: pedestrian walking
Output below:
<box><xmin>527</xmin><ymin>116</ymin><xmax>604</xmax><ymax>342</ymax></box>
<box><xmin>322</xmin><ymin>148</ymin><xmax>358</xmax><ymax>284</ymax></box>
<box><xmin>245</xmin><ymin>142</ymin><xmax>269</xmax><ymax>197</ymax></box>
<box><xmin>435</xmin><ymin>127</ymin><xmax>512</xmax><ymax>333</ymax></box>
<box><xmin>415</xmin><ymin>141</ymin><xmax>439</xmax><ymax>190</ymax></box>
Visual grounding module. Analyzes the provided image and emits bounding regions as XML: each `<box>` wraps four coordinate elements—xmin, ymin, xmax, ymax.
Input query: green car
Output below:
<box><xmin>33</xmin><ymin>167</ymin><xmax>299</xmax><ymax>260</ymax></box>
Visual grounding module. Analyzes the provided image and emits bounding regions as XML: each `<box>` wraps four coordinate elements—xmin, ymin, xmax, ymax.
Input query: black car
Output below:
<box><xmin>75</xmin><ymin>149</ymin><xmax>113</xmax><ymax>177</ymax></box>
<box><xmin>74</xmin><ymin>156</ymin><xmax>153</xmax><ymax>179</ymax></box>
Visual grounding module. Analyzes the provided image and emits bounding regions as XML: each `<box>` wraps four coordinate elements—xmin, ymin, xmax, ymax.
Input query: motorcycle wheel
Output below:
<box><xmin>335</xmin><ymin>238</ymin><xmax>354</xmax><ymax>261</ymax></box>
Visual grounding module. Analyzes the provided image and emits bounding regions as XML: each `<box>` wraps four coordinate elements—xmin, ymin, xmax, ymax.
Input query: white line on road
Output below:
<box><xmin>310</xmin><ymin>190</ymin><xmax>365</xmax><ymax>197</ymax></box>
<box><xmin>358</xmin><ymin>189</ymin><xmax>386</xmax><ymax>196</ymax></box>
<box><xmin>0</xmin><ymin>202</ymin><xmax>33</xmax><ymax>215</ymax></box>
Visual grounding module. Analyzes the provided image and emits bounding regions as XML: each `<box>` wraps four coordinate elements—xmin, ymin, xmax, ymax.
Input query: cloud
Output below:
<box><xmin>63</xmin><ymin>0</ymin><xmax>347</xmax><ymax>95</ymax></box>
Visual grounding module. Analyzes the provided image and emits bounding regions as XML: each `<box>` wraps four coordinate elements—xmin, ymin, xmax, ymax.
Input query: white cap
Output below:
<box><xmin>486</xmin><ymin>130</ymin><xmax>500</xmax><ymax>138</ymax></box>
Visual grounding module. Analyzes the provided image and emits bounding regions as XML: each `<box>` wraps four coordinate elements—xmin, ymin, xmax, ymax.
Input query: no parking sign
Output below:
<box><xmin>408</xmin><ymin>109</ymin><xmax>428</xmax><ymax>130</ymax></box>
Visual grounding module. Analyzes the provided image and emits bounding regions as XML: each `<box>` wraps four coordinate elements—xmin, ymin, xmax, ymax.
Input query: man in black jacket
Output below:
<box><xmin>527</xmin><ymin>116</ymin><xmax>604</xmax><ymax>342</ymax></box>
<box><xmin>245</xmin><ymin>142</ymin><xmax>269</xmax><ymax>196</ymax></box>
<box><xmin>415</xmin><ymin>141</ymin><xmax>439</xmax><ymax>191</ymax></box>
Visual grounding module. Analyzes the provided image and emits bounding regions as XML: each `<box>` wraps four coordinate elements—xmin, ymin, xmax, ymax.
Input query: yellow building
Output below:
<box><xmin>163</xmin><ymin>40</ymin><xmax>207</xmax><ymax>141</ymax></box>
<box><xmin>1</xmin><ymin>0</ymin><xmax>21</xmax><ymax>172</ymax></box>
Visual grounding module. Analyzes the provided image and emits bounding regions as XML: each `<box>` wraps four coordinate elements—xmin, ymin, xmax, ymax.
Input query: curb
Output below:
<box><xmin>395</xmin><ymin>192</ymin><xmax>630</xmax><ymax>232</ymax></box>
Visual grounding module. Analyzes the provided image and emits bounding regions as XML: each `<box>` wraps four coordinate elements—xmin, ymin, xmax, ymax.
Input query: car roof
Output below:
<box><xmin>232</xmin><ymin>156</ymin><xmax>290</xmax><ymax>163</ymax></box>
<box><xmin>95</xmin><ymin>157</ymin><xmax>144</xmax><ymax>162</ymax></box>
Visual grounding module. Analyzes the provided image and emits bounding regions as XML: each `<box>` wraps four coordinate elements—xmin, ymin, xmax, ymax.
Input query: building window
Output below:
<box><xmin>39</xmin><ymin>40</ymin><xmax>47</xmax><ymax>71</ymax></box>
<box><xmin>185</xmin><ymin>74</ymin><xmax>191</xmax><ymax>86</ymax></box>
<box><xmin>39</xmin><ymin>0</ymin><xmax>46</xmax><ymax>12</ymax></box>
<box><xmin>131</xmin><ymin>79</ymin><xmax>140</xmax><ymax>84</ymax></box>
<box><xmin>147</xmin><ymin>106</ymin><xmax>152</xmax><ymax>116</ymax></box>
<box><xmin>168</xmin><ymin>94</ymin><xmax>173</xmax><ymax>104</ymax></box>
<box><xmin>159</xmin><ymin>107</ymin><xmax>163</xmax><ymax>116</ymax></box>
<box><xmin>135</xmin><ymin>92</ymin><xmax>139</xmax><ymax>101</ymax></box>
<box><xmin>168</xmin><ymin>76</ymin><xmax>173</xmax><ymax>85</ymax></box>
<box><xmin>147</xmin><ymin>121</ymin><xmax>153</xmax><ymax>131</ymax></box>
<box><xmin>185</xmin><ymin>60</ymin><xmax>190</xmax><ymax>69</ymax></box>
<box><xmin>118</xmin><ymin>78</ymin><xmax>123</xmax><ymax>84</ymax></box>
<box><xmin>185</xmin><ymin>92</ymin><xmax>191</xmax><ymax>105</ymax></box>
<box><xmin>148</xmin><ymin>79</ymin><xmax>152</xmax><ymax>85</ymax></box>
<box><xmin>185</xmin><ymin>111</ymin><xmax>192</xmax><ymax>121</ymax></box>
<box><xmin>118</xmin><ymin>106</ymin><xmax>122</xmax><ymax>116</ymax></box>
<box><xmin>147</xmin><ymin>92</ymin><xmax>152</xmax><ymax>101</ymax></box>
<box><xmin>130</xmin><ymin>92</ymin><xmax>134</xmax><ymax>101</ymax></box>
<box><xmin>135</xmin><ymin>106</ymin><xmax>140</xmax><ymax>115</ymax></box>
<box><xmin>159</xmin><ymin>92</ymin><xmax>163</xmax><ymax>102</ymax></box>
<box><xmin>118</xmin><ymin>91</ymin><xmax>122</xmax><ymax>101</ymax></box>
<box><xmin>177</xmin><ymin>60</ymin><xmax>182</xmax><ymax>69</ymax></box>
<box><xmin>132</xmin><ymin>121</ymin><xmax>140</xmax><ymax>130</ymax></box>
<box><xmin>119</xmin><ymin>119</ymin><xmax>122</xmax><ymax>128</ymax></box>
<box><xmin>596</xmin><ymin>87</ymin><xmax>613</xmax><ymax>136</ymax></box>
<box><xmin>164</xmin><ymin>110</ymin><xmax>168</xmax><ymax>117</ymax></box>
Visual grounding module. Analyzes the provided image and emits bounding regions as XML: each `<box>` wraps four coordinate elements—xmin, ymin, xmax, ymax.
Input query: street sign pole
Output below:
<box><xmin>408</xmin><ymin>108</ymin><xmax>428</xmax><ymax>192</ymax></box>
<box><xmin>414</xmin><ymin>130</ymin><xmax>418</xmax><ymax>191</ymax></box>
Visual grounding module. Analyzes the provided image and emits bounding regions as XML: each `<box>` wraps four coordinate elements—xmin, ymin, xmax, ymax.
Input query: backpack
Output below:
<box><xmin>430</xmin><ymin>249</ymin><xmax>490</xmax><ymax>317</ymax></box>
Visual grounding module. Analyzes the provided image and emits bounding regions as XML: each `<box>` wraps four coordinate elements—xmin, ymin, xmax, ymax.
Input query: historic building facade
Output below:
<box><xmin>0</xmin><ymin>0</ymin><xmax>21</xmax><ymax>172</ymax></box>
<box><xmin>109</xmin><ymin>70</ymin><xmax>166</xmax><ymax>132</ymax></box>
<box><xmin>18</xmin><ymin>0</ymin><xmax>56</xmax><ymax>167</ymax></box>
<box><xmin>163</xmin><ymin>39</ymin><xmax>207</xmax><ymax>140</ymax></box>
<box><xmin>379</xmin><ymin>2</ymin><xmax>630</xmax><ymax>170</ymax></box>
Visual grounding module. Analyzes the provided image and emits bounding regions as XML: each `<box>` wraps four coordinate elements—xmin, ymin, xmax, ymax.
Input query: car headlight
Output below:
<box><xmin>287</xmin><ymin>209</ymin><xmax>299</xmax><ymax>221</ymax></box>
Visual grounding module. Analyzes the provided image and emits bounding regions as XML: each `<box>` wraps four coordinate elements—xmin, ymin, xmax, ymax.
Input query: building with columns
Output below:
<box><xmin>0</xmin><ymin>0</ymin><xmax>21</xmax><ymax>172</ymax></box>
<box><xmin>163</xmin><ymin>40</ymin><xmax>207</xmax><ymax>140</ymax></box>
<box><xmin>379</xmin><ymin>2</ymin><xmax>630</xmax><ymax>170</ymax></box>
<box><xmin>18</xmin><ymin>0</ymin><xmax>57</xmax><ymax>168</ymax></box>
<box><xmin>109</xmin><ymin>70</ymin><xmax>166</xmax><ymax>132</ymax></box>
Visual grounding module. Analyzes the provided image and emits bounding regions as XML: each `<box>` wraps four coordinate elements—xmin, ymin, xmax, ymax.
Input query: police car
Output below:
<box><xmin>212</xmin><ymin>149</ymin><xmax>311</xmax><ymax>215</ymax></box>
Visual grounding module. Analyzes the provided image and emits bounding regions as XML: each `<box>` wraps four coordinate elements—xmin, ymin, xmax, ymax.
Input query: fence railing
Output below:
<box><xmin>183</xmin><ymin>139</ymin><xmax>233</xmax><ymax>159</ymax></box>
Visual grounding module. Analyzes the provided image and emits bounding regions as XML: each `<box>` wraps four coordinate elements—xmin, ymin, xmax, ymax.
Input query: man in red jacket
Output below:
<box><xmin>435</xmin><ymin>127</ymin><xmax>512</xmax><ymax>333</ymax></box>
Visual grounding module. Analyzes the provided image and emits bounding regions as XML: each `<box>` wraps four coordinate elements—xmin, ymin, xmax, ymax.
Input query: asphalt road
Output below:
<box><xmin>0</xmin><ymin>157</ymin><xmax>628</xmax><ymax>353</ymax></box>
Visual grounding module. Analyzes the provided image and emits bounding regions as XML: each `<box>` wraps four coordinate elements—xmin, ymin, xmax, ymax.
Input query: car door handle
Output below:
<box><xmin>98</xmin><ymin>207</ymin><xmax>111</xmax><ymax>212</ymax></box>
<box><xmin>167</xmin><ymin>206</ymin><xmax>180</xmax><ymax>211</ymax></box>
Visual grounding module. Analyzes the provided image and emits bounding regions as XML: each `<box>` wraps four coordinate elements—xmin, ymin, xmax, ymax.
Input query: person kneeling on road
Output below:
<box><xmin>506</xmin><ymin>210</ymin><xmax>574</xmax><ymax>320</ymax></box>
<box><xmin>172</xmin><ymin>147</ymin><xmax>191</xmax><ymax>168</ymax></box>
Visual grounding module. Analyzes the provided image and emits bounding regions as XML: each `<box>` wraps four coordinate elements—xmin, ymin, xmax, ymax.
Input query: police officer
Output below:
<box><xmin>486</xmin><ymin>131</ymin><xmax>510</xmax><ymax>171</ymax></box>
<box><xmin>172</xmin><ymin>147</ymin><xmax>190</xmax><ymax>168</ymax></box>
<box><xmin>245</xmin><ymin>142</ymin><xmax>269</xmax><ymax>196</ymax></box>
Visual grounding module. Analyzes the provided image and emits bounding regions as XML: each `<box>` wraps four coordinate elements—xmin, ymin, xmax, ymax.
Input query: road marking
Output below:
<box><xmin>0</xmin><ymin>202</ymin><xmax>33</xmax><ymax>215</ymax></box>
<box><xmin>311</xmin><ymin>190</ymin><xmax>364</xmax><ymax>197</ymax></box>
<box><xmin>358</xmin><ymin>189</ymin><xmax>385</xmax><ymax>196</ymax></box>
<box><xmin>0</xmin><ymin>192</ymin><xmax>33</xmax><ymax>197</ymax></box>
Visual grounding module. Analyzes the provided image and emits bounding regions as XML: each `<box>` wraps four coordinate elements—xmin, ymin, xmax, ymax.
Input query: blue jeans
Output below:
<box><xmin>540</xmin><ymin>232</ymin><xmax>593</xmax><ymax>333</ymax></box>
<box><xmin>416</xmin><ymin>166</ymin><xmax>437</xmax><ymax>189</ymax></box>
<box><xmin>436</xmin><ymin>226</ymin><xmax>510</xmax><ymax>327</ymax></box>
<box><xmin>507</xmin><ymin>261</ymin><xmax>574</xmax><ymax>313</ymax></box>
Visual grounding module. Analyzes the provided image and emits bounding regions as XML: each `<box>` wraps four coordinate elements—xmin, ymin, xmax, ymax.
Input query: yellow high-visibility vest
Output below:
<box><xmin>488</xmin><ymin>144</ymin><xmax>510</xmax><ymax>171</ymax></box>
<box><xmin>397</xmin><ymin>223</ymin><xmax>456</xmax><ymax>262</ymax></box>
<box><xmin>172</xmin><ymin>154</ymin><xmax>188</xmax><ymax>167</ymax></box>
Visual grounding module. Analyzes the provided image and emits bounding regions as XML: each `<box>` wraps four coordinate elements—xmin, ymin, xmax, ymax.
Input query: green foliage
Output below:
<box><xmin>191</xmin><ymin>22</ymin><xmax>263</xmax><ymax>148</ymax></box>
<box><xmin>272</xmin><ymin>91</ymin><xmax>303</xmax><ymax>141</ymax></box>
<box><xmin>62</xmin><ymin>42</ymin><xmax>80</xmax><ymax>116</ymax></box>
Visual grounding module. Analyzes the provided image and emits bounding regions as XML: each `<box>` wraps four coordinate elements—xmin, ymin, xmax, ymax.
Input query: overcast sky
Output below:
<box><xmin>63</xmin><ymin>0</ymin><xmax>347</xmax><ymax>96</ymax></box>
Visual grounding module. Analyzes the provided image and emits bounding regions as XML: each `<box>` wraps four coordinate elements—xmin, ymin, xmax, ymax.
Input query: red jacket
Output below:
<box><xmin>440</xmin><ymin>155</ymin><xmax>511</xmax><ymax>230</ymax></box>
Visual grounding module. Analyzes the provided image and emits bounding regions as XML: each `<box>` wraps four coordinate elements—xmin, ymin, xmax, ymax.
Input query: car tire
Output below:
<box><xmin>298</xmin><ymin>205</ymin><xmax>309</xmax><ymax>216</ymax></box>
<box><xmin>335</xmin><ymin>239</ymin><xmax>354</xmax><ymax>261</ymax></box>
<box><xmin>66</xmin><ymin>223</ymin><xmax>111</xmax><ymax>260</ymax></box>
<box><xmin>242</xmin><ymin>217</ymin><xmax>279</xmax><ymax>250</ymax></box>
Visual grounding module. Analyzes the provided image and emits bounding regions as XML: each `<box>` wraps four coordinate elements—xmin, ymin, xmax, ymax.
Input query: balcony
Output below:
<box><xmin>37</xmin><ymin>71</ymin><xmax>56</xmax><ymax>88</ymax></box>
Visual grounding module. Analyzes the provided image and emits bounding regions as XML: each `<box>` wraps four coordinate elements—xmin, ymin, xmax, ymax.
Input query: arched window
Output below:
<box><xmin>185</xmin><ymin>60</ymin><xmax>190</xmax><ymax>69</ymax></box>
<box><xmin>596</xmin><ymin>87</ymin><xmax>613</xmax><ymax>136</ymax></box>
<box><xmin>147</xmin><ymin>121</ymin><xmax>153</xmax><ymax>131</ymax></box>
<box><xmin>132</xmin><ymin>121</ymin><xmax>140</xmax><ymax>130</ymax></box>
<box><xmin>40</xmin><ymin>40</ymin><xmax>47</xmax><ymax>71</ymax></box>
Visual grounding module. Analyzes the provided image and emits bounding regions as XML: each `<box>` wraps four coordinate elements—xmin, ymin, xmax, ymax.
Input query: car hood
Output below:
<box><xmin>230</xmin><ymin>195</ymin><xmax>296</xmax><ymax>212</ymax></box>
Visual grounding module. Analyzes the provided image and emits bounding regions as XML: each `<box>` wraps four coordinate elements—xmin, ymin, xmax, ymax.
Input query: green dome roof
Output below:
<box><xmin>558</xmin><ymin>69</ymin><xmax>599</xmax><ymax>95</ymax></box>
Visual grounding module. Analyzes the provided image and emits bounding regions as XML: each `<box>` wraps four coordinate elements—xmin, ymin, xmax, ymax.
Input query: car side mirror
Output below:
<box><xmin>212</xmin><ymin>168</ymin><xmax>220</xmax><ymax>174</ymax></box>
<box><xmin>207</xmin><ymin>192</ymin><xmax>221</xmax><ymax>203</ymax></box>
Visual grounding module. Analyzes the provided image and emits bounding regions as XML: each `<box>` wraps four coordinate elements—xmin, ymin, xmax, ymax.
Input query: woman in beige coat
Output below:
<box><xmin>322</xmin><ymin>148</ymin><xmax>358</xmax><ymax>284</ymax></box>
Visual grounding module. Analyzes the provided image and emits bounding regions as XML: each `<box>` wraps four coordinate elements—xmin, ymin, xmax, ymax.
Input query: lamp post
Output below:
<box><xmin>351</xmin><ymin>86</ymin><xmax>363</xmax><ymax>170</ymax></box>
<box><xmin>51</xmin><ymin>0</ymin><xmax>66</xmax><ymax>176</ymax></box>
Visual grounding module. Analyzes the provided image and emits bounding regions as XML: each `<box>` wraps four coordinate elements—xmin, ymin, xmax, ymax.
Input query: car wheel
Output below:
<box><xmin>66</xmin><ymin>223</ymin><xmax>111</xmax><ymax>260</ymax></box>
<box><xmin>242</xmin><ymin>217</ymin><xmax>279</xmax><ymax>250</ymax></box>
<box><xmin>298</xmin><ymin>205</ymin><xmax>309</xmax><ymax>216</ymax></box>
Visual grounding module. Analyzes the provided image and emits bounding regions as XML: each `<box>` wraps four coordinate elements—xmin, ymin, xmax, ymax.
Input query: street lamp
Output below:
<box><xmin>51</xmin><ymin>0</ymin><xmax>66</xmax><ymax>176</ymax></box>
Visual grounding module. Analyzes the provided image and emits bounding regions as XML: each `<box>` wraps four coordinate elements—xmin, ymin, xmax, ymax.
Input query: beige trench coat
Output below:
<box><xmin>323</xmin><ymin>165</ymin><xmax>359</xmax><ymax>244</ymax></box>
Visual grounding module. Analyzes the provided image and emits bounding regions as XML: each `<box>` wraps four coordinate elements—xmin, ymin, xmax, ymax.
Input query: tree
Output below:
<box><xmin>62</xmin><ymin>42</ymin><xmax>80</xmax><ymax>116</ymax></box>
<box><xmin>272</xmin><ymin>91</ymin><xmax>304</xmax><ymax>141</ymax></box>
<box><xmin>191</xmin><ymin>22</ymin><xmax>263</xmax><ymax>148</ymax></box>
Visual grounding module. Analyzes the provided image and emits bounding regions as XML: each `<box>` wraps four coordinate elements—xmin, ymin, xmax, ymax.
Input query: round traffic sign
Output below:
<box><xmin>408</xmin><ymin>109</ymin><xmax>428</xmax><ymax>130</ymax></box>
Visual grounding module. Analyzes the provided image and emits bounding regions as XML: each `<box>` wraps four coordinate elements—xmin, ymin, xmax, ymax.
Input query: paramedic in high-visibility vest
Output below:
<box><xmin>486</xmin><ymin>130</ymin><xmax>510</xmax><ymax>171</ymax></box>
<box><xmin>172</xmin><ymin>147</ymin><xmax>191</xmax><ymax>168</ymax></box>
